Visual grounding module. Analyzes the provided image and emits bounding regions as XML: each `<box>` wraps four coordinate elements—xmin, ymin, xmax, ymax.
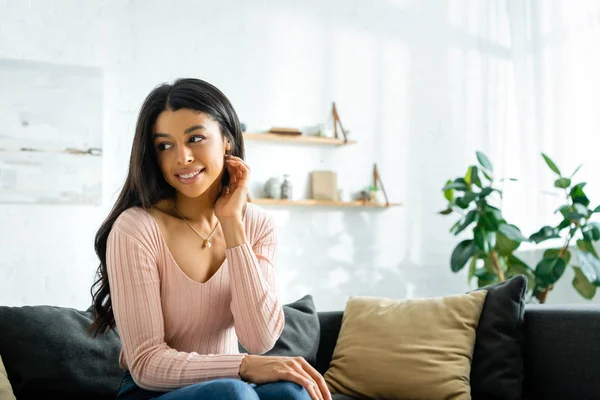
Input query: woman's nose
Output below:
<box><xmin>177</xmin><ymin>146</ymin><xmax>194</xmax><ymax>165</ymax></box>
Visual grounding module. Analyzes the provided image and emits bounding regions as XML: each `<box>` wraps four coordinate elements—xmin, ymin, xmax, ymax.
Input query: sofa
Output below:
<box><xmin>315</xmin><ymin>305</ymin><xmax>600</xmax><ymax>400</ymax></box>
<box><xmin>2</xmin><ymin>282</ymin><xmax>600</xmax><ymax>400</ymax></box>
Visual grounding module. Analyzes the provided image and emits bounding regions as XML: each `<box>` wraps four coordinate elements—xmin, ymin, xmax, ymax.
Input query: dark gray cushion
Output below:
<box><xmin>240</xmin><ymin>294</ymin><xmax>321</xmax><ymax>367</ymax></box>
<box><xmin>470</xmin><ymin>275</ymin><xmax>527</xmax><ymax>400</ymax></box>
<box><xmin>0</xmin><ymin>305</ymin><xmax>122</xmax><ymax>400</ymax></box>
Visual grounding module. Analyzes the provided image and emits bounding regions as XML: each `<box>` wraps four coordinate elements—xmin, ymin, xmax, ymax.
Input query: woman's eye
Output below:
<box><xmin>157</xmin><ymin>142</ymin><xmax>172</xmax><ymax>151</ymax></box>
<box><xmin>190</xmin><ymin>136</ymin><xmax>205</xmax><ymax>144</ymax></box>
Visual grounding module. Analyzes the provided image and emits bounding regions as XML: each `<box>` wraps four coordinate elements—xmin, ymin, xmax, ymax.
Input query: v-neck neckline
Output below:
<box><xmin>137</xmin><ymin>204</ymin><xmax>248</xmax><ymax>286</ymax></box>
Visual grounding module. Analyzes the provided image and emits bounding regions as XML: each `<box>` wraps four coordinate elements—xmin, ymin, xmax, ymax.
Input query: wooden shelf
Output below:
<box><xmin>250</xmin><ymin>198</ymin><xmax>402</xmax><ymax>208</ymax></box>
<box><xmin>243</xmin><ymin>132</ymin><xmax>356</xmax><ymax>146</ymax></box>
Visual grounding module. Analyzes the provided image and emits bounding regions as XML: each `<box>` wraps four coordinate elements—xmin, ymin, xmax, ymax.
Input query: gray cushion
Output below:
<box><xmin>0</xmin><ymin>305</ymin><xmax>122</xmax><ymax>400</ymax></box>
<box><xmin>241</xmin><ymin>294</ymin><xmax>321</xmax><ymax>367</ymax></box>
<box><xmin>470</xmin><ymin>275</ymin><xmax>527</xmax><ymax>400</ymax></box>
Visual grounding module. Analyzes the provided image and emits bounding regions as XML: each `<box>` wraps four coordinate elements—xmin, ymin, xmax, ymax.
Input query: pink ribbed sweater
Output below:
<box><xmin>105</xmin><ymin>203</ymin><xmax>284</xmax><ymax>391</ymax></box>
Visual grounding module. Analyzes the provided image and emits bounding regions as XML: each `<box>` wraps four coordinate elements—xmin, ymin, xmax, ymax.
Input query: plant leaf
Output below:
<box><xmin>570</xmin><ymin>164</ymin><xmax>583</xmax><ymax>178</ymax></box>
<box><xmin>455</xmin><ymin>192</ymin><xmax>478</xmax><ymax>209</ymax></box>
<box><xmin>486</xmin><ymin>205</ymin><xmax>504</xmax><ymax>222</ymax></box>
<box><xmin>468</xmin><ymin>256</ymin><xmax>478</xmax><ymax>284</ymax></box>
<box><xmin>575</xmin><ymin>248</ymin><xmax>600</xmax><ymax>284</ymax></box>
<box><xmin>495</xmin><ymin>230</ymin><xmax>521</xmax><ymax>255</ymax></box>
<box><xmin>577</xmin><ymin>239</ymin><xmax>599</xmax><ymax>258</ymax></box>
<box><xmin>471</xmin><ymin>166</ymin><xmax>482</xmax><ymax>187</ymax></box>
<box><xmin>451</xmin><ymin>240</ymin><xmax>478</xmax><ymax>272</ymax></box>
<box><xmin>570</xmin><ymin>182</ymin><xmax>590</xmax><ymax>207</ymax></box>
<box><xmin>535</xmin><ymin>256</ymin><xmax>567</xmax><ymax>286</ymax></box>
<box><xmin>474</xmin><ymin>226</ymin><xmax>488</xmax><ymax>252</ymax></box>
<box><xmin>554</xmin><ymin>177</ymin><xmax>571</xmax><ymax>189</ymax></box>
<box><xmin>479</xmin><ymin>187</ymin><xmax>493</xmax><ymax>197</ymax></box>
<box><xmin>480</xmin><ymin>211</ymin><xmax>500</xmax><ymax>232</ymax></box>
<box><xmin>508</xmin><ymin>255</ymin><xmax>535</xmax><ymax>292</ymax></box>
<box><xmin>443</xmin><ymin>180</ymin><xmax>454</xmax><ymax>202</ymax></box>
<box><xmin>465</xmin><ymin>166</ymin><xmax>473</xmax><ymax>185</ymax></box>
<box><xmin>591</xmin><ymin>222</ymin><xmax>600</xmax><ymax>241</ymax></box>
<box><xmin>543</xmin><ymin>248</ymin><xmax>571</xmax><ymax>265</ymax></box>
<box><xmin>439</xmin><ymin>208</ymin><xmax>453</xmax><ymax>215</ymax></box>
<box><xmin>476</xmin><ymin>151</ymin><xmax>493</xmax><ymax>172</ymax></box>
<box><xmin>498</xmin><ymin>223</ymin><xmax>530</xmax><ymax>242</ymax></box>
<box><xmin>529</xmin><ymin>226</ymin><xmax>561</xmax><ymax>244</ymax></box>
<box><xmin>557</xmin><ymin>219</ymin><xmax>571</xmax><ymax>231</ymax></box>
<box><xmin>454</xmin><ymin>210</ymin><xmax>478</xmax><ymax>235</ymax></box>
<box><xmin>542</xmin><ymin>153</ymin><xmax>561</xmax><ymax>176</ymax></box>
<box><xmin>572</xmin><ymin>266</ymin><xmax>597</xmax><ymax>299</ymax></box>
<box><xmin>443</xmin><ymin>178</ymin><xmax>468</xmax><ymax>192</ymax></box>
<box><xmin>593</xmin><ymin>205</ymin><xmax>600</xmax><ymax>213</ymax></box>
<box><xmin>559</xmin><ymin>205</ymin><xmax>586</xmax><ymax>221</ymax></box>
<box><xmin>482</xmin><ymin>169</ymin><xmax>493</xmax><ymax>181</ymax></box>
<box><xmin>487</xmin><ymin>231</ymin><xmax>497</xmax><ymax>251</ymax></box>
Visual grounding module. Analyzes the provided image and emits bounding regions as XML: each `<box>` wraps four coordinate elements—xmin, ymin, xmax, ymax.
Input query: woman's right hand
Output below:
<box><xmin>239</xmin><ymin>354</ymin><xmax>332</xmax><ymax>400</ymax></box>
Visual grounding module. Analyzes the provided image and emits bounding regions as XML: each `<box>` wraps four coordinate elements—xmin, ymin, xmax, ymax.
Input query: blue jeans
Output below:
<box><xmin>116</xmin><ymin>370</ymin><xmax>311</xmax><ymax>400</ymax></box>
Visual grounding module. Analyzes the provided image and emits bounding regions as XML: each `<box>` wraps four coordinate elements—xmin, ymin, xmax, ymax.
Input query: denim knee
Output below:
<box><xmin>203</xmin><ymin>379</ymin><xmax>258</xmax><ymax>400</ymax></box>
<box><xmin>255</xmin><ymin>381</ymin><xmax>311</xmax><ymax>400</ymax></box>
<box><xmin>161</xmin><ymin>378</ymin><xmax>258</xmax><ymax>400</ymax></box>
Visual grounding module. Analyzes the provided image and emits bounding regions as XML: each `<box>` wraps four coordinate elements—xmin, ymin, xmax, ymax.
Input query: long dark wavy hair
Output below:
<box><xmin>89</xmin><ymin>78</ymin><xmax>245</xmax><ymax>335</ymax></box>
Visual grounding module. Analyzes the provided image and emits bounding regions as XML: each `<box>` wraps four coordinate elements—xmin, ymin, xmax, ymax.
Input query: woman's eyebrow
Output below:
<box><xmin>153</xmin><ymin>125</ymin><xmax>207</xmax><ymax>139</ymax></box>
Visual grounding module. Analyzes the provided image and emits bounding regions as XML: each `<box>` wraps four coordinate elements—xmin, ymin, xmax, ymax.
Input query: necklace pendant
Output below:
<box><xmin>203</xmin><ymin>239</ymin><xmax>212</xmax><ymax>249</ymax></box>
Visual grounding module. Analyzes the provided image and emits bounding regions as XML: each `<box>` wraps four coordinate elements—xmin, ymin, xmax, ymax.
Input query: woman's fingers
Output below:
<box><xmin>226</xmin><ymin>157</ymin><xmax>250</xmax><ymax>182</ymax></box>
<box><xmin>283</xmin><ymin>370</ymin><xmax>320</xmax><ymax>400</ymax></box>
<box><xmin>296</xmin><ymin>358</ymin><xmax>331</xmax><ymax>400</ymax></box>
<box><xmin>225</xmin><ymin>161</ymin><xmax>237</xmax><ymax>185</ymax></box>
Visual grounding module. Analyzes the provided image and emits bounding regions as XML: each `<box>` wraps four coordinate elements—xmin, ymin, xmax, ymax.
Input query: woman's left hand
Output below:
<box><xmin>215</xmin><ymin>155</ymin><xmax>250</xmax><ymax>221</ymax></box>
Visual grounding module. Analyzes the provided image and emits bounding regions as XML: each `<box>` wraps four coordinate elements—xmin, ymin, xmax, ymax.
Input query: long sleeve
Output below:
<box><xmin>106</xmin><ymin>225</ymin><xmax>245</xmax><ymax>392</ymax></box>
<box><xmin>227</xmin><ymin>214</ymin><xmax>285</xmax><ymax>354</ymax></box>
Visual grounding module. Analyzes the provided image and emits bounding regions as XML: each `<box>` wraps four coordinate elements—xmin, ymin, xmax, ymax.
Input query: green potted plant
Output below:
<box><xmin>439</xmin><ymin>152</ymin><xmax>532</xmax><ymax>293</ymax></box>
<box><xmin>439</xmin><ymin>151</ymin><xmax>600</xmax><ymax>303</ymax></box>
<box><xmin>527</xmin><ymin>154</ymin><xmax>600</xmax><ymax>302</ymax></box>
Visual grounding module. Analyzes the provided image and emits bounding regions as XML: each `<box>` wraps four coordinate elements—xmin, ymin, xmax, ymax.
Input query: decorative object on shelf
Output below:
<box><xmin>241</xmin><ymin>122</ymin><xmax>247</xmax><ymax>132</ymax></box>
<box><xmin>332</xmin><ymin>102</ymin><xmax>349</xmax><ymax>143</ymax></box>
<box><xmin>371</xmin><ymin>163</ymin><xmax>390</xmax><ymax>206</ymax></box>
<box><xmin>356</xmin><ymin>189</ymin><xmax>370</xmax><ymax>202</ymax></box>
<box><xmin>311</xmin><ymin>171</ymin><xmax>339</xmax><ymax>201</ymax></box>
<box><xmin>368</xmin><ymin>185</ymin><xmax>383</xmax><ymax>203</ymax></box>
<box><xmin>263</xmin><ymin>176</ymin><xmax>282</xmax><ymax>199</ymax></box>
<box><xmin>269</xmin><ymin>127</ymin><xmax>302</xmax><ymax>136</ymax></box>
<box><xmin>281</xmin><ymin>174</ymin><xmax>292</xmax><ymax>199</ymax></box>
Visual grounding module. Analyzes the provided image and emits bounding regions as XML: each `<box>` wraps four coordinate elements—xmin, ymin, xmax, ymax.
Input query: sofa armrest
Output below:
<box><xmin>523</xmin><ymin>304</ymin><xmax>600</xmax><ymax>400</ymax></box>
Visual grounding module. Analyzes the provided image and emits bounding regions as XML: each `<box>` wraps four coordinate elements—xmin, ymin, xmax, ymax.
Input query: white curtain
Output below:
<box><xmin>502</xmin><ymin>0</ymin><xmax>600</xmax><ymax>239</ymax></box>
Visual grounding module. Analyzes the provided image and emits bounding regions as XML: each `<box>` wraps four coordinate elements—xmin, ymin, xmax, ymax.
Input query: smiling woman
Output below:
<box><xmin>88</xmin><ymin>78</ymin><xmax>330</xmax><ymax>400</ymax></box>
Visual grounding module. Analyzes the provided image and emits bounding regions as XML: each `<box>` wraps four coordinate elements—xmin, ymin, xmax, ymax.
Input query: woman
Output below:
<box><xmin>89</xmin><ymin>78</ymin><xmax>331</xmax><ymax>400</ymax></box>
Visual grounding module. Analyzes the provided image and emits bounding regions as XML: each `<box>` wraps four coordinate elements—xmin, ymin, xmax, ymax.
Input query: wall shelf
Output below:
<box><xmin>243</xmin><ymin>132</ymin><xmax>356</xmax><ymax>146</ymax></box>
<box><xmin>250</xmin><ymin>198</ymin><xmax>402</xmax><ymax>208</ymax></box>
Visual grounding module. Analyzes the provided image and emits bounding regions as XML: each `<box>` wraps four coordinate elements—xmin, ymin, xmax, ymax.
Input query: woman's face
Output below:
<box><xmin>152</xmin><ymin>108</ymin><xmax>229</xmax><ymax>199</ymax></box>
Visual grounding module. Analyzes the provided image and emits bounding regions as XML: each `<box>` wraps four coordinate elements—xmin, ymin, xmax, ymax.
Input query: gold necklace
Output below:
<box><xmin>168</xmin><ymin>201</ymin><xmax>219</xmax><ymax>249</ymax></box>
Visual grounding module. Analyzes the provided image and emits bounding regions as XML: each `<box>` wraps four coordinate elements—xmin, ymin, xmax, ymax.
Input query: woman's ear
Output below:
<box><xmin>225</xmin><ymin>141</ymin><xmax>231</xmax><ymax>153</ymax></box>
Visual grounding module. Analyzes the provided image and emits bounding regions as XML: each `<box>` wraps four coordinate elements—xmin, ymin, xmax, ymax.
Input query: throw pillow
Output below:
<box><xmin>0</xmin><ymin>305</ymin><xmax>122</xmax><ymax>400</ymax></box>
<box><xmin>240</xmin><ymin>294</ymin><xmax>321</xmax><ymax>367</ymax></box>
<box><xmin>324</xmin><ymin>290</ymin><xmax>488</xmax><ymax>400</ymax></box>
<box><xmin>0</xmin><ymin>356</ymin><xmax>16</xmax><ymax>400</ymax></box>
<box><xmin>470</xmin><ymin>275</ymin><xmax>528</xmax><ymax>400</ymax></box>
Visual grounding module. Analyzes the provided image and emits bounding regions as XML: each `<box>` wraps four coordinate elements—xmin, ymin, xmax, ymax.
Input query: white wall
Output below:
<box><xmin>1</xmin><ymin>0</ymin><xmax>598</xmax><ymax>311</ymax></box>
